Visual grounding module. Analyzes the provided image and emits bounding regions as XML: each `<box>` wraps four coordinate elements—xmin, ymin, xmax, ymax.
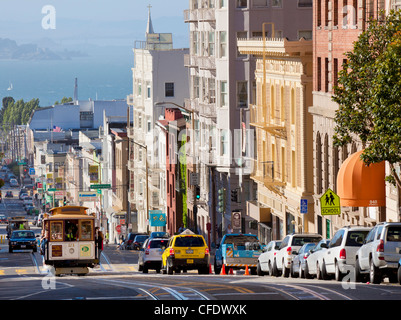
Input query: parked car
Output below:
<box><xmin>291</xmin><ymin>242</ymin><xmax>317</xmax><ymax>278</ymax></box>
<box><xmin>132</xmin><ymin>235</ymin><xmax>149</xmax><ymax>250</ymax></box>
<box><xmin>8</xmin><ymin>230</ymin><xmax>37</xmax><ymax>253</ymax></box>
<box><xmin>19</xmin><ymin>192</ymin><xmax>28</xmax><ymax>200</ymax></box>
<box><xmin>257</xmin><ymin>240</ymin><xmax>282</xmax><ymax>276</ymax></box>
<box><xmin>161</xmin><ymin>229</ymin><xmax>210</xmax><ymax>275</ymax></box>
<box><xmin>355</xmin><ymin>222</ymin><xmax>401</xmax><ymax>284</ymax></box>
<box><xmin>138</xmin><ymin>238</ymin><xmax>169</xmax><ymax>273</ymax></box>
<box><xmin>274</xmin><ymin>234</ymin><xmax>322</xmax><ymax>277</ymax></box>
<box><xmin>323</xmin><ymin>226</ymin><xmax>371</xmax><ymax>281</ymax></box>
<box><xmin>5</xmin><ymin>191</ymin><xmax>13</xmax><ymax>198</ymax></box>
<box><xmin>125</xmin><ymin>232</ymin><xmax>147</xmax><ymax>249</ymax></box>
<box><xmin>303</xmin><ymin>239</ymin><xmax>331</xmax><ymax>279</ymax></box>
<box><xmin>149</xmin><ymin>231</ymin><xmax>169</xmax><ymax>239</ymax></box>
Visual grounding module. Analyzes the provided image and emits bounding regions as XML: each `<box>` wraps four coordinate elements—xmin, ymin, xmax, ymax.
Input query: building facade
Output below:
<box><xmin>184</xmin><ymin>0</ymin><xmax>313</xmax><ymax>244</ymax></box>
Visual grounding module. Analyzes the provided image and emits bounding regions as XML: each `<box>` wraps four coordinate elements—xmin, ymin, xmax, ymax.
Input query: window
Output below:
<box><xmin>220</xmin><ymin>81</ymin><xmax>228</xmax><ymax>107</ymax></box>
<box><xmin>325</xmin><ymin>57</ymin><xmax>329</xmax><ymax>92</ymax></box>
<box><xmin>280</xmin><ymin>86</ymin><xmax>285</xmax><ymax>123</ymax></box>
<box><xmin>80</xmin><ymin>220</ymin><xmax>93</xmax><ymax>241</ymax></box>
<box><xmin>317</xmin><ymin>57</ymin><xmax>322</xmax><ymax>91</ymax></box>
<box><xmin>193</xmin><ymin>76</ymin><xmax>200</xmax><ymax>99</ymax></box>
<box><xmin>50</xmin><ymin>221</ymin><xmax>63</xmax><ymax>241</ymax></box>
<box><xmin>237</xmin><ymin>32</ymin><xmax>247</xmax><ymax>58</ymax></box>
<box><xmin>165</xmin><ymin>82</ymin><xmax>174</xmax><ymax>97</ymax></box>
<box><xmin>253</xmin><ymin>0</ymin><xmax>268</xmax><ymax>7</ymax></box>
<box><xmin>208</xmin><ymin>32</ymin><xmax>215</xmax><ymax>56</ymax></box>
<box><xmin>192</xmin><ymin>31</ymin><xmax>198</xmax><ymax>55</ymax></box>
<box><xmin>298</xmin><ymin>0</ymin><xmax>312</xmax><ymax>7</ymax></box>
<box><xmin>237</xmin><ymin>0</ymin><xmax>247</xmax><ymax>8</ymax></box>
<box><xmin>237</xmin><ymin>81</ymin><xmax>248</xmax><ymax>108</ymax></box>
<box><xmin>219</xmin><ymin>0</ymin><xmax>228</xmax><ymax>8</ymax></box>
<box><xmin>290</xmin><ymin>88</ymin><xmax>295</xmax><ymax>125</ymax></box>
<box><xmin>317</xmin><ymin>0</ymin><xmax>322</xmax><ymax>26</ymax></box>
<box><xmin>291</xmin><ymin>150</ymin><xmax>296</xmax><ymax>188</ymax></box>
<box><xmin>298</xmin><ymin>30</ymin><xmax>312</xmax><ymax>40</ymax></box>
<box><xmin>270</xmin><ymin>85</ymin><xmax>275</xmax><ymax>121</ymax></box>
<box><xmin>219</xmin><ymin>31</ymin><xmax>227</xmax><ymax>58</ymax></box>
<box><xmin>272</xmin><ymin>0</ymin><xmax>282</xmax><ymax>7</ymax></box>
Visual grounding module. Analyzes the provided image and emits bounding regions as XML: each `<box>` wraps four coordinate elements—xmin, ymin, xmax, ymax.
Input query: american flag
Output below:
<box><xmin>53</xmin><ymin>126</ymin><xmax>62</xmax><ymax>132</ymax></box>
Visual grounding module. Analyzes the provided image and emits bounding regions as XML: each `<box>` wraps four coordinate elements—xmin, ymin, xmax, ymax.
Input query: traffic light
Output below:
<box><xmin>218</xmin><ymin>188</ymin><xmax>226</xmax><ymax>213</ymax></box>
<box><xmin>231</xmin><ymin>189</ymin><xmax>238</xmax><ymax>203</ymax></box>
<box><xmin>195</xmin><ymin>186</ymin><xmax>200</xmax><ymax>200</ymax></box>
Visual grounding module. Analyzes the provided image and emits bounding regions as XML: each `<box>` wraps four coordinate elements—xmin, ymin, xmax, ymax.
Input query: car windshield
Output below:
<box><xmin>292</xmin><ymin>236</ymin><xmax>322</xmax><ymax>246</ymax></box>
<box><xmin>387</xmin><ymin>226</ymin><xmax>401</xmax><ymax>242</ymax></box>
<box><xmin>149</xmin><ymin>239</ymin><xmax>169</xmax><ymax>248</ymax></box>
<box><xmin>13</xmin><ymin>231</ymin><xmax>35</xmax><ymax>238</ymax></box>
<box><xmin>223</xmin><ymin>235</ymin><xmax>259</xmax><ymax>245</ymax></box>
<box><xmin>345</xmin><ymin>230</ymin><xmax>370</xmax><ymax>246</ymax></box>
<box><xmin>135</xmin><ymin>235</ymin><xmax>148</xmax><ymax>242</ymax></box>
<box><xmin>174</xmin><ymin>236</ymin><xmax>205</xmax><ymax>247</ymax></box>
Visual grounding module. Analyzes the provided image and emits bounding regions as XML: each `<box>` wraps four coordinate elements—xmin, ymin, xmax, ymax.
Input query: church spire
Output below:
<box><xmin>146</xmin><ymin>4</ymin><xmax>154</xmax><ymax>35</ymax></box>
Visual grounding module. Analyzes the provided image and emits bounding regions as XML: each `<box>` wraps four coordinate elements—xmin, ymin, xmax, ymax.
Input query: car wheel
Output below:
<box><xmin>268</xmin><ymin>261</ymin><xmax>273</xmax><ymax>276</ymax></box>
<box><xmin>321</xmin><ymin>261</ymin><xmax>330</xmax><ymax>280</ymax></box>
<box><xmin>272</xmin><ymin>259</ymin><xmax>280</xmax><ymax>277</ymax></box>
<box><xmin>138</xmin><ymin>262</ymin><xmax>143</xmax><ymax>272</ymax></box>
<box><xmin>290</xmin><ymin>262</ymin><xmax>298</xmax><ymax>278</ymax></box>
<box><xmin>316</xmin><ymin>262</ymin><xmax>322</xmax><ymax>280</ymax></box>
<box><xmin>167</xmin><ymin>260</ymin><xmax>174</xmax><ymax>275</ymax></box>
<box><xmin>304</xmin><ymin>262</ymin><xmax>312</xmax><ymax>279</ymax></box>
<box><xmin>143</xmin><ymin>266</ymin><xmax>148</xmax><ymax>274</ymax></box>
<box><xmin>282</xmin><ymin>260</ymin><xmax>290</xmax><ymax>278</ymax></box>
<box><xmin>355</xmin><ymin>258</ymin><xmax>365</xmax><ymax>283</ymax></box>
<box><xmin>257</xmin><ymin>261</ymin><xmax>264</xmax><ymax>276</ymax></box>
<box><xmin>334</xmin><ymin>261</ymin><xmax>343</xmax><ymax>281</ymax></box>
<box><xmin>299</xmin><ymin>263</ymin><xmax>304</xmax><ymax>278</ymax></box>
<box><xmin>214</xmin><ymin>261</ymin><xmax>221</xmax><ymax>275</ymax></box>
<box><xmin>370</xmin><ymin>259</ymin><xmax>381</xmax><ymax>284</ymax></box>
<box><xmin>397</xmin><ymin>266</ymin><xmax>401</xmax><ymax>285</ymax></box>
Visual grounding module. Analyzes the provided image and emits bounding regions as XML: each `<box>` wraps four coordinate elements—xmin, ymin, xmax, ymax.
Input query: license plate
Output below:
<box><xmin>187</xmin><ymin>259</ymin><xmax>194</xmax><ymax>264</ymax></box>
<box><xmin>186</xmin><ymin>250</ymin><xmax>194</xmax><ymax>254</ymax></box>
<box><xmin>20</xmin><ymin>245</ymin><xmax>26</xmax><ymax>248</ymax></box>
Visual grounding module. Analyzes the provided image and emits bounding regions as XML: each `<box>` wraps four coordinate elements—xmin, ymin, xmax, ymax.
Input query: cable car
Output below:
<box><xmin>41</xmin><ymin>206</ymin><xmax>100</xmax><ymax>276</ymax></box>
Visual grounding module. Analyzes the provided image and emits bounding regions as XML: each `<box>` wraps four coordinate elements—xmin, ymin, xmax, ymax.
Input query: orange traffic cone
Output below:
<box><xmin>244</xmin><ymin>265</ymin><xmax>250</xmax><ymax>275</ymax></box>
<box><xmin>221</xmin><ymin>264</ymin><xmax>226</xmax><ymax>275</ymax></box>
<box><xmin>229</xmin><ymin>268</ymin><xmax>234</xmax><ymax>275</ymax></box>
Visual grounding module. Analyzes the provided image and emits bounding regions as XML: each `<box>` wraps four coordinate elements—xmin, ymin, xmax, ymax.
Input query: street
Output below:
<box><xmin>1</xmin><ymin>187</ymin><xmax>401</xmax><ymax>306</ymax></box>
<box><xmin>2</xmin><ymin>224</ymin><xmax>401</xmax><ymax>302</ymax></box>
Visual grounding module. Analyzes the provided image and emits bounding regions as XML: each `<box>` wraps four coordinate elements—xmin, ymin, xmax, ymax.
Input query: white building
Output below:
<box><xmin>127</xmin><ymin>7</ymin><xmax>189</xmax><ymax>233</ymax></box>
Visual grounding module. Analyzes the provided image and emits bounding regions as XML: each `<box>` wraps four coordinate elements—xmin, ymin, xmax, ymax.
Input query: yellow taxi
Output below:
<box><xmin>161</xmin><ymin>229</ymin><xmax>210</xmax><ymax>275</ymax></box>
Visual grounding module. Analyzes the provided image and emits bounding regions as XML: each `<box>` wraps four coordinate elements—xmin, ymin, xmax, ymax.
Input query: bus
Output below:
<box><xmin>41</xmin><ymin>206</ymin><xmax>101</xmax><ymax>276</ymax></box>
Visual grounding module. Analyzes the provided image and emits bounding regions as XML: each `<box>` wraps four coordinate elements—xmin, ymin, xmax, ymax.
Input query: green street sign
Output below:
<box><xmin>320</xmin><ymin>188</ymin><xmax>341</xmax><ymax>216</ymax></box>
<box><xmin>90</xmin><ymin>184</ymin><xmax>111</xmax><ymax>190</ymax></box>
<box><xmin>48</xmin><ymin>188</ymin><xmax>57</xmax><ymax>192</ymax></box>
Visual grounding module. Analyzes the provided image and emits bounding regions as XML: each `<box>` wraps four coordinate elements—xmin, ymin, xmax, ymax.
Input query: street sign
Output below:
<box><xmin>149</xmin><ymin>210</ymin><xmax>166</xmax><ymax>227</ymax></box>
<box><xmin>29</xmin><ymin>168</ymin><xmax>35</xmax><ymax>175</ymax></box>
<box><xmin>90</xmin><ymin>184</ymin><xmax>111</xmax><ymax>190</ymax></box>
<box><xmin>320</xmin><ymin>188</ymin><xmax>341</xmax><ymax>216</ymax></box>
<box><xmin>48</xmin><ymin>188</ymin><xmax>57</xmax><ymax>192</ymax></box>
<box><xmin>190</xmin><ymin>172</ymin><xmax>199</xmax><ymax>186</ymax></box>
<box><xmin>79</xmin><ymin>192</ymin><xmax>98</xmax><ymax>202</ymax></box>
<box><xmin>300</xmin><ymin>199</ymin><xmax>308</xmax><ymax>214</ymax></box>
<box><xmin>116</xmin><ymin>225</ymin><xmax>121</xmax><ymax>233</ymax></box>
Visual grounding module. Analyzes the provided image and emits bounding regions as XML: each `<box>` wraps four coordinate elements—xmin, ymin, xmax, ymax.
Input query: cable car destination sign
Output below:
<box><xmin>320</xmin><ymin>188</ymin><xmax>341</xmax><ymax>216</ymax></box>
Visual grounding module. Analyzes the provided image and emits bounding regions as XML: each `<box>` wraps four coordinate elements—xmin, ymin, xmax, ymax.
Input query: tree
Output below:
<box><xmin>332</xmin><ymin>10</ymin><xmax>401</xmax><ymax>189</ymax></box>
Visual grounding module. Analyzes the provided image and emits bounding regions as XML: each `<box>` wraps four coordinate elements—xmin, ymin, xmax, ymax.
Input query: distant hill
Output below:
<box><xmin>0</xmin><ymin>38</ymin><xmax>88</xmax><ymax>60</ymax></box>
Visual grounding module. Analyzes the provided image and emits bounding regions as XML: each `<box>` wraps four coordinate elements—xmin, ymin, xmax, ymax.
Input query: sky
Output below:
<box><xmin>0</xmin><ymin>0</ymin><xmax>188</xmax><ymax>22</ymax></box>
<box><xmin>0</xmin><ymin>0</ymin><xmax>189</xmax><ymax>47</ymax></box>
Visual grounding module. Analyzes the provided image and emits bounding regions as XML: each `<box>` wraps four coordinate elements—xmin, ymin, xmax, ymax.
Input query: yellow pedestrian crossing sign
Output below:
<box><xmin>320</xmin><ymin>189</ymin><xmax>341</xmax><ymax>216</ymax></box>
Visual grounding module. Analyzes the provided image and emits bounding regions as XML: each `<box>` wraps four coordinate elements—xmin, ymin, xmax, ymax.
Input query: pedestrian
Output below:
<box><xmin>95</xmin><ymin>227</ymin><xmax>104</xmax><ymax>257</ymax></box>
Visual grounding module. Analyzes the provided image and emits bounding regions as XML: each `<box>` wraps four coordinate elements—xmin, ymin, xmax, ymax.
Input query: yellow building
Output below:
<box><xmin>238</xmin><ymin>36</ymin><xmax>313</xmax><ymax>241</ymax></box>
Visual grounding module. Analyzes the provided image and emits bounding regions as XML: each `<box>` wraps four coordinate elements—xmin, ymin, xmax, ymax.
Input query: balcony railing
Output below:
<box><xmin>251</xmin><ymin>159</ymin><xmax>286</xmax><ymax>188</ymax></box>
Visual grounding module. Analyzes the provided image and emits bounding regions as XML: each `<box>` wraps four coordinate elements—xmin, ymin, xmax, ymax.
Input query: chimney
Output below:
<box><xmin>74</xmin><ymin>78</ymin><xmax>78</xmax><ymax>102</ymax></box>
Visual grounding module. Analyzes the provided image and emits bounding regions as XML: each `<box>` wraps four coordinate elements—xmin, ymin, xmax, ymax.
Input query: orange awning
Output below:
<box><xmin>337</xmin><ymin>150</ymin><xmax>385</xmax><ymax>207</ymax></box>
